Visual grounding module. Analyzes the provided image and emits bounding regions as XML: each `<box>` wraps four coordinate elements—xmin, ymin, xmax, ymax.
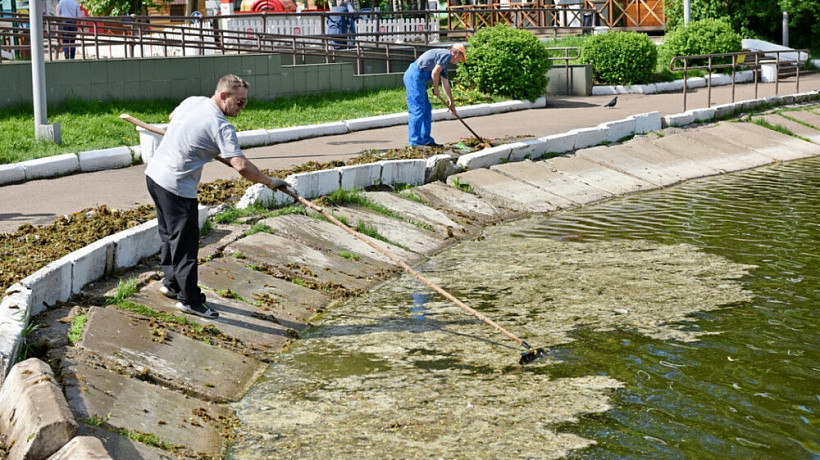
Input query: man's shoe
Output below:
<box><xmin>159</xmin><ymin>285</ymin><xmax>179</xmax><ymax>299</ymax></box>
<box><xmin>176</xmin><ymin>301</ymin><xmax>219</xmax><ymax>318</ymax></box>
<box><xmin>425</xmin><ymin>142</ymin><xmax>444</xmax><ymax>148</ymax></box>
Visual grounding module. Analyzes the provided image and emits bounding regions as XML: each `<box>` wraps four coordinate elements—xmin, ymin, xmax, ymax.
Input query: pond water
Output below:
<box><xmin>231</xmin><ymin>157</ymin><xmax>818</xmax><ymax>458</ymax></box>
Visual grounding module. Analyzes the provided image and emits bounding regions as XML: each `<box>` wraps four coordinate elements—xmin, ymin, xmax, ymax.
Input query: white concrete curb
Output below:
<box><xmin>21</xmin><ymin>154</ymin><xmax>80</xmax><ymax>181</ymax></box>
<box><xmin>79</xmin><ymin>147</ymin><xmax>133</xmax><ymax>172</ymax></box>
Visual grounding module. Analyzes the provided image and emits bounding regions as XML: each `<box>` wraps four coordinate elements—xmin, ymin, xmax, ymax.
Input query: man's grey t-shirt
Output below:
<box><xmin>145</xmin><ymin>96</ymin><xmax>243</xmax><ymax>199</ymax></box>
<box><xmin>415</xmin><ymin>48</ymin><xmax>452</xmax><ymax>78</ymax></box>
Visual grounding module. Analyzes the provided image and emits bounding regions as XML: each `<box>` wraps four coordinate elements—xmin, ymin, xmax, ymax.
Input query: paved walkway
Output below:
<box><xmin>1</xmin><ymin>73</ymin><xmax>819</xmax><ymax>234</ymax></box>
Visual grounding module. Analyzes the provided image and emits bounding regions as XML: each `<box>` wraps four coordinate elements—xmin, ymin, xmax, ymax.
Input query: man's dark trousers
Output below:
<box><xmin>146</xmin><ymin>176</ymin><xmax>202</xmax><ymax>308</ymax></box>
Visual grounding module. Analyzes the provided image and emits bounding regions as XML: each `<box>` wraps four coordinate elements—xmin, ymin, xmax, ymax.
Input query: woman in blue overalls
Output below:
<box><xmin>403</xmin><ymin>44</ymin><xmax>466</xmax><ymax>147</ymax></box>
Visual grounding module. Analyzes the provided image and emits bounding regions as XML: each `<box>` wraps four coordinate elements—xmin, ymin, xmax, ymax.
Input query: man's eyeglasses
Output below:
<box><xmin>232</xmin><ymin>96</ymin><xmax>247</xmax><ymax>107</ymax></box>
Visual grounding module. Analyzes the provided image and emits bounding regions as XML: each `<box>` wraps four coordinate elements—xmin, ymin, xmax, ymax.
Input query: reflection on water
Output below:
<box><xmin>231</xmin><ymin>157</ymin><xmax>818</xmax><ymax>458</ymax></box>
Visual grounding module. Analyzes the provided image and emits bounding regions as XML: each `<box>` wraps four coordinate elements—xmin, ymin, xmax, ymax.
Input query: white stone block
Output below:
<box><xmin>539</xmin><ymin>132</ymin><xmax>577</xmax><ymax>153</ymax></box>
<box><xmin>18</xmin><ymin>259</ymin><xmax>72</xmax><ymax>315</ymax></box>
<box><xmin>425</xmin><ymin>154</ymin><xmax>460</xmax><ymax>182</ymax></box>
<box><xmin>339</xmin><ymin>163</ymin><xmax>381</xmax><ymax>191</ymax></box>
<box><xmin>236</xmin><ymin>183</ymin><xmax>292</xmax><ymax>209</ymax></box>
<box><xmin>456</xmin><ymin>145</ymin><xmax>513</xmax><ymax>170</ymax></box>
<box><xmin>508</xmin><ymin>139</ymin><xmax>547</xmax><ymax>162</ymax></box>
<box><xmin>78</xmin><ymin>147</ymin><xmax>133</xmax><ymax>172</ymax></box>
<box><xmin>489</xmin><ymin>100</ymin><xmax>527</xmax><ymax>113</ymax></box>
<box><xmin>761</xmin><ymin>64</ymin><xmax>778</xmax><ymax>82</ymax></box>
<box><xmin>198</xmin><ymin>204</ymin><xmax>209</xmax><ymax>229</ymax></box>
<box><xmin>655</xmin><ymin>80</ymin><xmax>684</xmax><ymax>93</ymax></box>
<box><xmin>689</xmin><ymin>107</ymin><xmax>716</xmax><ymax>122</ymax></box>
<box><xmin>136</xmin><ymin>125</ymin><xmax>166</xmax><ymax>164</ymax></box>
<box><xmin>641</xmin><ymin>83</ymin><xmax>658</xmax><ymax>94</ymax></box>
<box><xmin>714</xmin><ymin>103</ymin><xmax>739</xmax><ymax>119</ymax></box>
<box><xmin>432</xmin><ymin>107</ymin><xmax>455</xmax><ymax>121</ymax></box>
<box><xmin>707</xmin><ymin>73</ymin><xmax>733</xmax><ymax>86</ymax></box>
<box><xmin>629</xmin><ymin>111</ymin><xmax>662</xmax><ymax>134</ymax></box>
<box><xmin>455</xmin><ymin>103</ymin><xmax>493</xmax><ymax>118</ymax></box>
<box><xmin>571</xmin><ymin>126</ymin><xmax>608</xmax><ymax>149</ymax></box>
<box><xmin>0</xmin><ymin>163</ymin><xmax>26</xmax><ymax>185</ymax></box>
<box><xmin>685</xmin><ymin>77</ymin><xmax>707</xmax><ymax>89</ymax></box>
<box><xmin>734</xmin><ymin>70</ymin><xmax>755</xmax><ymax>83</ymax></box>
<box><xmin>287</xmin><ymin>169</ymin><xmax>341</xmax><ymax>199</ymax></box>
<box><xmin>776</xmin><ymin>94</ymin><xmax>795</xmax><ymax>105</ymax></box>
<box><xmin>345</xmin><ymin>113</ymin><xmax>408</xmax><ymax>131</ymax></box>
<box><xmin>0</xmin><ymin>285</ymin><xmax>31</xmax><ymax>379</ymax></box>
<box><xmin>379</xmin><ymin>159</ymin><xmax>426</xmax><ymax>187</ymax></box>
<box><xmin>525</xmin><ymin>97</ymin><xmax>547</xmax><ymax>108</ymax></box>
<box><xmin>67</xmin><ymin>239</ymin><xmax>114</xmax><ymax>295</ymax></box>
<box><xmin>111</xmin><ymin>220</ymin><xmax>162</xmax><ymax>270</ymax></box>
<box><xmin>741</xmin><ymin>98</ymin><xmax>767</xmax><ymax>111</ymax></box>
<box><xmin>600</xmin><ymin>118</ymin><xmax>636</xmax><ymax>143</ymax></box>
<box><xmin>663</xmin><ymin>112</ymin><xmax>696</xmax><ymax>127</ymax></box>
<box><xmin>237</xmin><ymin>129</ymin><xmax>269</xmax><ymax>148</ymax></box>
<box><xmin>592</xmin><ymin>86</ymin><xmax>617</xmax><ymax>96</ymax></box>
<box><xmin>21</xmin><ymin>153</ymin><xmax>79</xmax><ymax>181</ymax></box>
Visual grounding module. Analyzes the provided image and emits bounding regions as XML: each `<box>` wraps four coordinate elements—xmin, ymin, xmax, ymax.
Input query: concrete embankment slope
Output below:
<box><xmin>2</xmin><ymin>115</ymin><xmax>819</xmax><ymax>458</ymax></box>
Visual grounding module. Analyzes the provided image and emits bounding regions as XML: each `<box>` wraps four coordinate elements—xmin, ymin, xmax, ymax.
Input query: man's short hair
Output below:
<box><xmin>216</xmin><ymin>74</ymin><xmax>250</xmax><ymax>95</ymax></box>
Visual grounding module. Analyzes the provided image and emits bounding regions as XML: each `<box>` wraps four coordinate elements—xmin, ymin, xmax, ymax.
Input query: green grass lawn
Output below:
<box><xmin>0</xmin><ymin>85</ymin><xmax>504</xmax><ymax>165</ymax></box>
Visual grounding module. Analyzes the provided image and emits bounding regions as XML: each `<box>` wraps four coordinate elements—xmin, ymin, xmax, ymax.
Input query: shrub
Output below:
<box><xmin>580</xmin><ymin>31</ymin><xmax>658</xmax><ymax>85</ymax></box>
<box><xmin>660</xmin><ymin>18</ymin><xmax>742</xmax><ymax>68</ymax></box>
<box><xmin>456</xmin><ymin>24</ymin><xmax>552</xmax><ymax>102</ymax></box>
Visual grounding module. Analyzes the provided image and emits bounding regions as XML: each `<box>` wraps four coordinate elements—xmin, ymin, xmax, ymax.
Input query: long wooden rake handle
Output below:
<box><xmin>120</xmin><ymin>113</ymin><xmax>534</xmax><ymax>351</ymax></box>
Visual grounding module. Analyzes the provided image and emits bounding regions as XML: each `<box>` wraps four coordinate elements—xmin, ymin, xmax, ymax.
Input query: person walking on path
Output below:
<box><xmin>145</xmin><ymin>74</ymin><xmax>291</xmax><ymax>318</ymax></box>
<box><xmin>403</xmin><ymin>44</ymin><xmax>466</xmax><ymax>147</ymax></box>
<box><xmin>56</xmin><ymin>0</ymin><xmax>83</xmax><ymax>59</ymax></box>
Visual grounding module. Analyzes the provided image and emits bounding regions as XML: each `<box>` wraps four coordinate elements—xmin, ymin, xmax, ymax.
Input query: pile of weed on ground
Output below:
<box><xmin>0</xmin><ymin>206</ymin><xmax>156</xmax><ymax>292</ymax></box>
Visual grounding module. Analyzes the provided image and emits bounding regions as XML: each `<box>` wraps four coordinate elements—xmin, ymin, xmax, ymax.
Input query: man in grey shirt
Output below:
<box><xmin>145</xmin><ymin>74</ymin><xmax>289</xmax><ymax>318</ymax></box>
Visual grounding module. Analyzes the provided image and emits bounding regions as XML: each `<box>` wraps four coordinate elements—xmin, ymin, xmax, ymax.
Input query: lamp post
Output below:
<box><xmin>683</xmin><ymin>0</ymin><xmax>690</xmax><ymax>24</ymax></box>
<box><xmin>30</xmin><ymin>0</ymin><xmax>61</xmax><ymax>143</ymax></box>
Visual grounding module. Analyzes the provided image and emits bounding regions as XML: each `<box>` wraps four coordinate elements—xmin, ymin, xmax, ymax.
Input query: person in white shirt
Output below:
<box><xmin>145</xmin><ymin>74</ymin><xmax>291</xmax><ymax>318</ymax></box>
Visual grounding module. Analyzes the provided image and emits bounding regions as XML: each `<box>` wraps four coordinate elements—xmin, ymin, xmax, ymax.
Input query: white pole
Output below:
<box><xmin>683</xmin><ymin>0</ymin><xmax>691</xmax><ymax>25</ymax></box>
<box><xmin>29</xmin><ymin>0</ymin><xmax>61</xmax><ymax>143</ymax></box>
<box><xmin>782</xmin><ymin>10</ymin><xmax>789</xmax><ymax>47</ymax></box>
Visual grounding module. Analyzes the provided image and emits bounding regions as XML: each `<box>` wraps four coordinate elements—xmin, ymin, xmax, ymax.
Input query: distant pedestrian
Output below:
<box><xmin>145</xmin><ymin>74</ymin><xmax>292</xmax><ymax>318</ymax></box>
<box><xmin>403</xmin><ymin>44</ymin><xmax>466</xmax><ymax>147</ymax></box>
<box><xmin>56</xmin><ymin>0</ymin><xmax>83</xmax><ymax>59</ymax></box>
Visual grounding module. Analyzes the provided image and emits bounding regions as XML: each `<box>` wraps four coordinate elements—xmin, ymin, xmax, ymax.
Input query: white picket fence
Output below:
<box><xmin>221</xmin><ymin>14</ymin><xmax>439</xmax><ymax>44</ymax></box>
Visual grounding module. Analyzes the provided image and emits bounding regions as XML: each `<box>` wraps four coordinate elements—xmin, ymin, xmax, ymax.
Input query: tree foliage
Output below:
<box><xmin>580</xmin><ymin>31</ymin><xmax>658</xmax><ymax>85</ymax></box>
<box><xmin>457</xmin><ymin>24</ymin><xmax>552</xmax><ymax>102</ymax></box>
<box><xmin>81</xmin><ymin>0</ymin><xmax>166</xmax><ymax>16</ymax></box>
<box><xmin>664</xmin><ymin>0</ymin><xmax>819</xmax><ymax>52</ymax></box>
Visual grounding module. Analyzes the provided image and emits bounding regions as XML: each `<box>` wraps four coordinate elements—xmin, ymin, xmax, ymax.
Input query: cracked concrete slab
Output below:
<box><xmin>225</xmin><ymin>232</ymin><xmax>386</xmax><ymax>292</ymax></box>
<box><xmin>322</xmin><ymin>205</ymin><xmax>444</xmax><ymax>256</ymax></box>
<box><xmin>362</xmin><ymin>191</ymin><xmax>468</xmax><ymax>237</ymax></box>
<box><xmin>756</xmin><ymin>114</ymin><xmax>820</xmax><ymax>143</ymax></box>
<box><xmin>62</xmin><ymin>358</ymin><xmax>232</xmax><ymax>458</ymax></box>
<box><xmin>541</xmin><ymin>155</ymin><xmax>656</xmax><ymax>195</ymax></box>
<box><xmin>616</xmin><ymin>138</ymin><xmax>721</xmax><ymax>182</ymax></box>
<box><xmin>257</xmin><ymin>213</ymin><xmax>415</xmax><ymax>267</ymax></box>
<box><xmin>575</xmin><ymin>145</ymin><xmax>681</xmax><ymax>187</ymax></box>
<box><xmin>403</xmin><ymin>181</ymin><xmax>514</xmax><ymax>224</ymax></box>
<box><xmin>490</xmin><ymin>160</ymin><xmax>600</xmax><ymax>207</ymax></box>
<box><xmin>79</xmin><ymin>307</ymin><xmax>266</xmax><ymax>403</ymax></box>
<box><xmin>128</xmin><ymin>283</ymin><xmax>294</xmax><ymax>360</ymax></box>
<box><xmin>447</xmin><ymin>168</ymin><xmax>563</xmax><ymax>213</ymax></box>
<box><xmin>198</xmin><ymin>255</ymin><xmax>328</xmax><ymax>330</ymax></box>
<box><xmin>712</xmin><ymin>121</ymin><xmax>820</xmax><ymax>160</ymax></box>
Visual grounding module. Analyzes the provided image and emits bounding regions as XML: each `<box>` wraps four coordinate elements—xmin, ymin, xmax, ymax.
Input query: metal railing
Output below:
<box><xmin>670</xmin><ymin>49</ymin><xmax>811</xmax><ymax>111</ymax></box>
<box><xmin>546</xmin><ymin>46</ymin><xmax>581</xmax><ymax>95</ymax></box>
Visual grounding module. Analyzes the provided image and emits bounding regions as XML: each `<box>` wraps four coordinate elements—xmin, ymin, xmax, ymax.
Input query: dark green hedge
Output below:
<box><xmin>457</xmin><ymin>24</ymin><xmax>552</xmax><ymax>102</ymax></box>
<box><xmin>580</xmin><ymin>31</ymin><xmax>658</xmax><ymax>85</ymax></box>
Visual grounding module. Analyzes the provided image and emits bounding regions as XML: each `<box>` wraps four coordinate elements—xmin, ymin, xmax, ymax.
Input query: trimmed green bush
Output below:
<box><xmin>580</xmin><ymin>31</ymin><xmax>658</xmax><ymax>85</ymax></box>
<box><xmin>457</xmin><ymin>24</ymin><xmax>552</xmax><ymax>102</ymax></box>
<box><xmin>660</xmin><ymin>18</ymin><xmax>742</xmax><ymax>68</ymax></box>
